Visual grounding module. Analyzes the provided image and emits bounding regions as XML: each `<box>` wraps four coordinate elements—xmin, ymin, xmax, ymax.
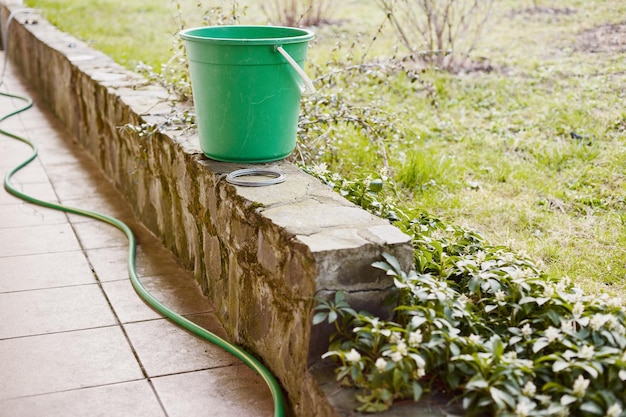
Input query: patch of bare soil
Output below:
<box><xmin>509</xmin><ymin>6</ymin><xmax>577</xmax><ymax>18</ymax></box>
<box><xmin>399</xmin><ymin>53</ymin><xmax>497</xmax><ymax>75</ymax></box>
<box><xmin>576</xmin><ymin>22</ymin><xmax>626</xmax><ymax>53</ymax></box>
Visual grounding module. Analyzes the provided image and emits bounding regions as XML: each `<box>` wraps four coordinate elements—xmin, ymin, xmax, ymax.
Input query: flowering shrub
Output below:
<box><xmin>309</xmin><ymin>166</ymin><xmax>626</xmax><ymax>416</ymax></box>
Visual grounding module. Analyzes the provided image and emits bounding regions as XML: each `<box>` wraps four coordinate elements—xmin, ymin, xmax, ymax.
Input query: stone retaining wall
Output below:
<box><xmin>0</xmin><ymin>3</ymin><xmax>414</xmax><ymax>416</ymax></box>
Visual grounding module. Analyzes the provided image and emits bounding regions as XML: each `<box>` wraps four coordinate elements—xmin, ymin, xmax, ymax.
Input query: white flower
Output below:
<box><xmin>480</xmin><ymin>260</ymin><xmax>497</xmax><ymax>271</ymax></box>
<box><xmin>578</xmin><ymin>345</ymin><xmax>594</xmax><ymax>360</ymax></box>
<box><xmin>331</xmin><ymin>173</ymin><xmax>342</xmax><ymax>182</ymax></box>
<box><xmin>572</xmin><ymin>375</ymin><xmax>590</xmax><ymax>398</ymax></box>
<box><xmin>521</xmin><ymin>323</ymin><xmax>533</xmax><ymax>339</ymax></box>
<box><xmin>522</xmin><ymin>381</ymin><xmax>537</xmax><ymax>397</ymax></box>
<box><xmin>311</xmin><ymin>162</ymin><xmax>329</xmax><ymax>176</ymax></box>
<box><xmin>561</xmin><ymin>319</ymin><xmax>575</xmax><ymax>334</ymax></box>
<box><xmin>408</xmin><ymin>330</ymin><xmax>423</xmax><ymax>347</ymax></box>
<box><xmin>469</xmin><ymin>334</ymin><xmax>482</xmax><ymax>344</ymax></box>
<box><xmin>509</xmin><ymin>267</ymin><xmax>526</xmax><ymax>281</ymax></box>
<box><xmin>500</xmin><ymin>252</ymin><xmax>516</xmax><ymax>264</ymax></box>
<box><xmin>606</xmin><ymin>403</ymin><xmax>623</xmax><ymax>417</ymax></box>
<box><xmin>495</xmin><ymin>290</ymin><xmax>507</xmax><ymax>303</ymax></box>
<box><xmin>556</xmin><ymin>277</ymin><xmax>571</xmax><ymax>292</ymax></box>
<box><xmin>375</xmin><ymin>358</ymin><xmax>387</xmax><ymax>372</ymax></box>
<box><xmin>572</xmin><ymin>302</ymin><xmax>585</xmax><ymax>318</ymax></box>
<box><xmin>590</xmin><ymin>314</ymin><xmax>610</xmax><ymax>331</ymax></box>
<box><xmin>545</xmin><ymin>326</ymin><xmax>561</xmax><ymax>343</ymax></box>
<box><xmin>607</xmin><ymin>315</ymin><xmax>619</xmax><ymax>331</ymax></box>
<box><xmin>458</xmin><ymin>294</ymin><xmax>470</xmax><ymax>305</ymax></box>
<box><xmin>520</xmin><ymin>359</ymin><xmax>534</xmax><ymax>370</ymax></box>
<box><xmin>515</xmin><ymin>398</ymin><xmax>534</xmax><ymax>417</ymax></box>
<box><xmin>607</xmin><ymin>297</ymin><xmax>623</xmax><ymax>309</ymax></box>
<box><xmin>622</xmin><ymin>350</ymin><xmax>626</xmax><ymax>363</ymax></box>
<box><xmin>380</xmin><ymin>329</ymin><xmax>391</xmax><ymax>337</ymax></box>
<box><xmin>345</xmin><ymin>349</ymin><xmax>362</xmax><ymax>364</ymax></box>
<box><xmin>475</xmin><ymin>251</ymin><xmax>487</xmax><ymax>263</ymax></box>
<box><xmin>389</xmin><ymin>331</ymin><xmax>402</xmax><ymax>344</ymax></box>
<box><xmin>396</xmin><ymin>341</ymin><xmax>408</xmax><ymax>356</ymax></box>
<box><xmin>390</xmin><ymin>351</ymin><xmax>403</xmax><ymax>363</ymax></box>
<box><xmin>570</xmin><ymin>287</ymin><xmax>584</xmax><ymax>303</ymax></box>
<box><xmin>557</xmin><ymin>408</ymin><xmax>570</xmax><ymax>417</ymax></box>
<box><xmin>455</xmin><ymin>259</ymin><xmax>477</xmax><ymax>269</ymax></box>
<box><xmin>544</xmin><ymin>285</ymin><xmax>555</xmax><ymax>298</ymax></box>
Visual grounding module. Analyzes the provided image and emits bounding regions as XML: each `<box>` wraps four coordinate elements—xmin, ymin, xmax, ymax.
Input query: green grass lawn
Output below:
<box><xmin>25</xmin><ymin>0</ymin><xmax>626</xmax><ymax>297</ymax></box>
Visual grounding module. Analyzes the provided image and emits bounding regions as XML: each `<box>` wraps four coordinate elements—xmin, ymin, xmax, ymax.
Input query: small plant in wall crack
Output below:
<box><xmin>120</xmin><ymin>108</ymin><xmax>196</xmax><ymax>140</ymax></box>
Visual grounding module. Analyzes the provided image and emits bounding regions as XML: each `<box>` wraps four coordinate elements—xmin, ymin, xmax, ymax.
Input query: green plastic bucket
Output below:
<box><xmin>179</xmin><ymin>25</ymin><xmax>315</xmax><ymax>163</ymax></box>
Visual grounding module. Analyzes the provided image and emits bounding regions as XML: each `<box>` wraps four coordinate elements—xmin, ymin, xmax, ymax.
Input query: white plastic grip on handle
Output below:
<box><xmin>276</xmin><ymin>45</ymin><xmax>316</xmax><ymax>95</ymax></box>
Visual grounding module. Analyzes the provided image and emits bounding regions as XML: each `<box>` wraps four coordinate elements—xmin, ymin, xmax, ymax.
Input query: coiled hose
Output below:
<box><xmin>1</xmin><ymin>15</ymin><xmax>285</xmax><ymax>416</ymax></box>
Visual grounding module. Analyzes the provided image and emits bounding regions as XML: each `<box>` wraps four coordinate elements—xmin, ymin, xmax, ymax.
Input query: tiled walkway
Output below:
<box><xmin>0</xmin><ymin>51</ymin><xmax>273</xmax><ymax>416</ymax></box>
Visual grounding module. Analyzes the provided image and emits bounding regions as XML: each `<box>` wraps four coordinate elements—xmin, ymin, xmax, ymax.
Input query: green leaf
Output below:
<box><xmin>535</xmin><ymin>297</ymin><xmax>550</xmax><ymax>306</ymax></box>
<box><xmin>579</xmin><ymin>401</ymin><xmax>605</xmax><ymax>415</ymax></box>
<box><xmin>466</xmin><ymin>378</ymin><xmax>489</xmax><ymax>390</ymax></box>
<box><xmin>552</xmin><ymin>360</ymin><xmax>570</xmax><ymax>373</ymax></box>
<box><xmin>484</xmin><ymin>304</ymin><xmax>498</xmax><ymax>313</ymax></box>
<box><xmin>392</xmin><ymin>368</ymin><xmax>403</xmax><ymax>389</ymax></box>
<box><xmin>412</xmin><ymin>382</ymin><xmax>423</xmax><ymax>402</ymax></box>
<box><xmin>546</xmin><ymin>310</ymin><xmax>562</xmax><ymax>326</ymax></box>
<box><xmin>489</xmin><ymin>386</ymin><xmax>516</xmax><ymax>409</ymax></box>
<box><xmin>382</xmin><ymin>253</ymin><xmax>402</xmax><ymax>273</ymax></box>
<box><xmin>580</xmin><ymin>363</ymin><xmax>599</xmax><ymax>379</ymax></box>
<box><xmin>369</xmin><ymin>178</ymin><xmax>384</xmax><ymax>193</ymax></box>
<box><xmin>560</xmin><ymin>394</ymin><xmax>577</xmax><ymax>406</ymax></box>
<box><xmin>312</xmin><ymin>312</ymin><xmax>328</xmax><ymax>325</ymax></box>
<box><xmin>519</xmin><ymin>296</ymin><xmax>536</xmax><ymax>305</ymax></box>
<box><xmin>372</xmin><ymin>261</ymin><xmax>392</xmax><ymax>273</ymax></box>
<box><xmin>328</xmin><ymin>310</ymin><xmax>338</xmax><ymax>324</ymax></box>
<box><xmin>357</xmin><ymin>401</ymin><xmax>390</xmax><ymax>413</ymax></box>
<box><xmin>487</xmin><ymin>335</ymin><xmax>505</xmax><ymax>356</ymax></box>
<box><xmin>533</xmin><ymin>339</ymin><xmax>549</xmax><ymax>353</ymax></box>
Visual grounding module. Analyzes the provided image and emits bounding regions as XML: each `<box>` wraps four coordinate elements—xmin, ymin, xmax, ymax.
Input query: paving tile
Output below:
<box><xmin>0</xmin><ymin>224</ymin><xmax>81</xmax><ymax>257</ymax></box>
<box><xmin>0</xmin><ymin>141</ymin><xmax>32</xmax><ymax>169</ymax></box>
<box><xmin>72</xmin><ymin>217</ymin><xmax>157</xmax><ymax>250</ymax></box>
<box><xmin>102</xmin><ymin>279</ymin><xmax>163</xmax><ymax>322</ymax></box>
<box><xmin>0</xmin><ymin>326</ymin><xmax>144</xmax><ymax>400</ymax></box>
<box><xmin>71</xmin><ymin>220</ymin><xmax>129</xmax><ymax>250</ymax></box>
<box><xmin>36</xmin><ymin>144</ymin><xmax>84</xmax><ymax>166</ymax></box>
<box><xmin>102</xmin><ymin>273</ymin><xmax>213</xmax><ymax>323</ymax></box>
<box><xmin>44</xmin><ymin>160</ymin><xmax>107</xmax><ymax>183</ymax></box>
<box><xmin>0</xmin><ymin>112</ymin><xmax>31</xmax><ymax>135</ymax></box>
<box><xmin>124</xmin><ymin>314</ymin><xmax>237</xmax><ymax>377</ymax></box>
<box><xmin>152</xmin><ymin>365</ymin><xmax>274</xmax><ymax>417</ymax></box>
<box><xmin>0</xmin><ymin>380</ymin><xmax>166</xmax><ymax>417</ymax></box>
<box><xmin>0</xmin><ymin>203</ymin><xmax>67</xmax><ymax>227</ymax></box>
<box><xmin>87</xmin><ymin>242</ymin><xmax>183</xmax><ymax>282</ymax></box>
<box><xmin>62</xmin><ymin>195</ymin><xmax>137</xmax><ymax>225</ymax></box>
<box><xmin>0</xmin><ymin>251</ymin><xmax>95</xmax><ymax>292</ymax></box>
<box><xmin>84</xmin><ymin>246</ymin><xmax>131</xmax><ymax>282</ymax></box>
<box><xmin>0</xmin><ymin>284</ymin><xmax>117</xmax><ymax>339</ymax></box>
<box><xmin>3</xmin><ymin>160</ymin><xmax>49</xmax><ymax>183</ymax></box>
<box><xmin>51</xmin><ymin>178</ymin><xmax>109</xmax><ymax>201</ymax></box>
<box><xmin>0</xmin><ymin>182</ymin><xmax>59</xmax><ymax>206</ymax></box>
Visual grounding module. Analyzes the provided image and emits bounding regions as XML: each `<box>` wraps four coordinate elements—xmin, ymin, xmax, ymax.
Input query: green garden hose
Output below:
<box><xmin>1</xmin><ymin>86</ymin><xmax>286</xmax><ymax>417</ymax></box>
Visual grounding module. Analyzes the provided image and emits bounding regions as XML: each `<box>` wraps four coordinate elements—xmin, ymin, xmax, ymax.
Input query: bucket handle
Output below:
<box><xmin>275</xmin><ymin>45</ymin><xmax>316</xmax><ymax>95</ymax></box>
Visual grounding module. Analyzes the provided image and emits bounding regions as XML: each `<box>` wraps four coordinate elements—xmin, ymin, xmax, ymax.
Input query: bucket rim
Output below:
<box><xmin>179</xmin><ymin>25</ymin><xmax>314</xmax><ymax>45</ymax></box>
